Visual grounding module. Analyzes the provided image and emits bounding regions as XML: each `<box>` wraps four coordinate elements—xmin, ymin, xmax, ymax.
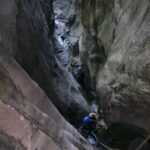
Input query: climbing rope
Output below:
<box><xmin>135</xmin><ymin>134</ymin><xmax>150</xmax><ymax>150</ymax></box>
<box><xmin>98</xmin><ymin>142</ymin><xmax>113</xmax><ymax>150</ymax></box>
<box><xmin>79</xmin><ymin>128</ymin><xmax>113</xmax><ymax>150</ymax></box>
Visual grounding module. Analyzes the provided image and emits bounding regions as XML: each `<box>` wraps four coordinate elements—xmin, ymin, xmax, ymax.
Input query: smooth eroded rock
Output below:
<box><xmin>79</xmin><ymin>0</ymin><xmax>150</xmax><ymax>132</ymax></box>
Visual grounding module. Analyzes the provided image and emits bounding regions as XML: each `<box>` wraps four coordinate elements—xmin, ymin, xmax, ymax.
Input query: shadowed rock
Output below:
<box><xmin>0</xmin><ymin>56</ymin><xmax>94</xmax><ymax>150</ymax></box>
<box><xmin>0</xmin><ymin>0</ymin><xmax>95</xmax><ymax>149</ymax></box>
<box><xmin>76</xmin><ymin>0</ymin><xmax>150</xmax><ymax>132</ymax></box>
<box><xmin>0</xmin><ymin>0</ymin><xmax>90</xmax><ymax>125</ymax></box>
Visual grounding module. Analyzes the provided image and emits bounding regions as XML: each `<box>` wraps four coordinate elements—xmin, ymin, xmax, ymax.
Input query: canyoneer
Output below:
<box><xmin>79</xmin><ymin>112</ymin><xmax>98</xmax><ymax>144</ymax></box>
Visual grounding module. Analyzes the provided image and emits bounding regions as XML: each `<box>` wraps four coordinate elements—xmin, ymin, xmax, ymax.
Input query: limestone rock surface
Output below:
<box><xmin>0</xmin><ymin>0</ymin><xmax>94</xmax><ymax>149</ymax></box>
<box><xmin>78</xmin><ymin>0</ymin><xmax>150</xmax><ymax>131</ymax></box>
<box><xmin>0</xmin><ymin>56</ymin><xmax>94</xmax><ymax>150</ymax></box>
<box><xmin>0</xmin><ymin>0</ymin><xmax>90</xmax><ymax>124</ymax></box>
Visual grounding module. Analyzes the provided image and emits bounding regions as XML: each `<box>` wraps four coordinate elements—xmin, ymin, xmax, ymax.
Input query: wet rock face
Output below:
<box><xmin>79</xmin><ymin>0</ymin><xmax>150</xmax><ymax>131</ymax></box>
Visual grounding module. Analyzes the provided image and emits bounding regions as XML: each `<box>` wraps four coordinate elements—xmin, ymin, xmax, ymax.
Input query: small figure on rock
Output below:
<box><xmin>79</xmin><ymin>112</ymin><xmax>99</xmax><ymax>145</ymax></box>
<box><xmin>79</xmin><ymin>112</ymin><xmax>97</xmax><ymax>139</ymax></box>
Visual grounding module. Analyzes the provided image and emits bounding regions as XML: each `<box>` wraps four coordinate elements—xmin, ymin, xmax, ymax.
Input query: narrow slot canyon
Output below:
<box><xmin>0</xmin><ymin>0</ymin><xmax>150</xmax><ymax>150</ymax></box>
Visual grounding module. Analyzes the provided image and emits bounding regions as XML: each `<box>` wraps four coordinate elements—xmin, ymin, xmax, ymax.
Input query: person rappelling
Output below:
<box><xmin>79</xmin><ymin>112</ymin><xmax>98</xmax><ymax>144</ymax></box>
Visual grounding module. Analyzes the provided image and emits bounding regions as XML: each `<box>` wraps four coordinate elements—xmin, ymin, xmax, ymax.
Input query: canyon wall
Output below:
<box><xmin>0</xmin><ymin>0</ymin><xmax>90</xmax><ymax>124</ymax></box>
<box><xmin>78</xmin><ymin>0</ymin><xmax>150</xmax><ymax>131</ymax></box>
<box><xmin>0</xmin><ymin>0</ymin><xmax>94</xmax><ymax>149</ymax></box>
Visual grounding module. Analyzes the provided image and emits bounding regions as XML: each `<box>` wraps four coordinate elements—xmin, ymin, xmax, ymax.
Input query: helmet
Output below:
<box><xmin>82</xmin><ymin>116</ymin><xmax>90</xmax><ymax>123</ymax></box>
<box><xmin>89</xmin><ymin>112</ymin><xmax>97</xmax><ymax>118</ymax></box>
